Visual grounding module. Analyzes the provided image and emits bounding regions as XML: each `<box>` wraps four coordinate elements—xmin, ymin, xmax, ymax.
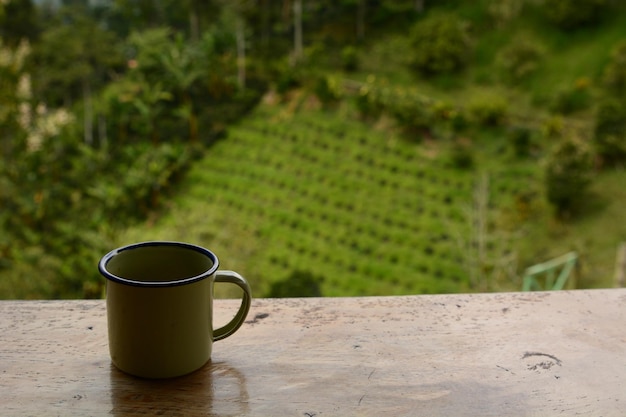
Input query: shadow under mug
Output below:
<box><xmin>98</xmin><ymin>241</ymin><xmax>252</xmax><ymax>379</ymax></box>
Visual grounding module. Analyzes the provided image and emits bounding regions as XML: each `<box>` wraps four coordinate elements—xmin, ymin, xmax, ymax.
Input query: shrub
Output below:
<box><xmin>488</xmin><ymin>0</ymin><xmax>523</xmax><ymax>28</ymax></box>
<box><xmin>550</xmin><ymin>77</ymin><xmax>592</xmax><ymax>114</ymax></box>
<box><xmin>496</xmin><ymin>33</ymin><xmax>545</xmax><ymax>84</ymax></box>
<box><xmin>593</xmin><ymin>98</ymin><xmax>626</xmax><ymax>166</ymax></box>
<box><xmin>314</xmin><ymin>75</ymin><xmax>342</xmax><ymax>106</ymax></box>
<box><xmin>448</xmin><ymin>139</ymin><xmax>475</xmax><ymax>169</ymax></box>
<box><xmin>467</xmin><ymin>94</ymin><xmax>508</xmax><ymax>126</ymax></box>
<box><xmin>543</xmin><ymin>0</ymin><xmax>609</xmax><ymax>29</ymax></box>
<box><xmin>431</xmin><ymin>100</ymin><xmax>467</xmax><ymax>134</ymax></box>
<box><xmin>273</xmin><ymin>60</ymin><xmax>303</xmax><ymax>94</ymax></box>
<box><xmin>388</xmin><ymin>88</ymin><xmax>433</xmax><ymax>136</ymax></box>
<box><xmin>544</xmin><ymin>134</ymin><xmax>594</xmax><ymax>218</ymax></box>
<box><xmin>266</xmin><ymin>269</ymin><xmax>324</xmax><ymax>297</ymax></box>
<box><xmin>509</xmin><ymin>126</ymin><xmax>533</xmax><ymax>157</ymax></box>
<box><xmin>409</xmin><ymin>12</ymin><xmax>472</xmax><ymax>76</ymax></box>
<box><xmin>341</xmin><ymin>46</ymin><xmax>359</xmax><ymax>72</ymax></box>
<box><xmin>602</xmin><ymin>40</ymin><xmax>626</xmax><ymax>96</ymax></box>
<box><xmin>541</xmin><ymin>115</ymin><xmax>565</xmax><ymax>139</ymax></box>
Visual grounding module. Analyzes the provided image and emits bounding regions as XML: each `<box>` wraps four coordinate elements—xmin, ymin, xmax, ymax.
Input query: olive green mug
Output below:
<box><xmin>98</xmin><ymin>241</ymin><xmax>251</xmax><ymax>379</ymax></box>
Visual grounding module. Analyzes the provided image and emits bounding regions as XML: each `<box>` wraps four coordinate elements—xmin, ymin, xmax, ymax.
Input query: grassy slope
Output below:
<box><xmin>117</xmin><ymin>97</ymin><xmax>626</xmax><ymax>296</ymax></box>
<box><xmin>118</xmin><ymin>103</ymin><xmax>479</xmax><ymax>297</ymax></box>
<box><xmin>117</xmin><ymin>4</ymin><xmax>626</xmax><ymax>296</ymax></box>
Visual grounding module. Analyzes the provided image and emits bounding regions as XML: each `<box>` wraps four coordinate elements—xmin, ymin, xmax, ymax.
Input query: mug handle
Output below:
<box><xmin>213</xmin><ymin>270</ymin><xmax>252</xmax><ymax>342</ymax></box>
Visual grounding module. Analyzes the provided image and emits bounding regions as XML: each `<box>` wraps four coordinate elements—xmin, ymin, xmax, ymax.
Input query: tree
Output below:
<box><xmin>107</xmin><ymin>0</ymin><xmax>218</xmax><ymax>39</ymax></box>
<box><xmin>30</xmin><ymin>5</ymin><xmax>123</xmax><ymax>145</ymax></box>
<box><xmin>544</xmin><ymin>134</ymin><xmax>594</xmax><ymax>218</ymax></box>
<box><xmin>0</xmin><ymin>0</ymin><xmax>40</xmax><ymax>46</ymax></box>
<box><xmin>496</xmin><ymin>33</ymin><xmax>545</xmax><ymax>85</ymax></box>
<box><xmin>380</xmin><ymin>0</ymin><xmax>427</xmax><ymax>15</ymax></box>
<box><xmin>0</xmin><ymin>38</ymin><xmax>31</xmax><ymax>175</ymax></box>
<box><xmin>124</xmin><ymin>27</ymin><xmax>235</xmax><ymax>143</ymax></box>
<box><xmin>217</xmin><ymin>0</ymin><xmax>254</xmax><ymax>90</ymax></box>
<box><xmin>98</xmin><ymin>74</ymin><xmax>172</xmax><ymax>145</ymax></box>
<box><xmin>409</xmin><ymin>12</ymin><xmax>472</xmax><ymax>76</ymax></box>
<box><xmin>157</xmin><ymin>34</ymin><xmax>205</xmax><ymax>142</ymax></box>
<box><xmin>488</xmin><ymin>0</ymin><xmax>523</xmax><ymax>28</ymax></box>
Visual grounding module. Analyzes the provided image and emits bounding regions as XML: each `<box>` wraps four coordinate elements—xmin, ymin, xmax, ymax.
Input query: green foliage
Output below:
<box><xmin>267</xmin><ymin>270</ymin><xmax>324</xmax><ymax>297</ymax></box>
<box><xmin>543</xmin><ymin>0</ymin><xmax>609</xmax><ymax>29</ymax></box>
<box><xmin>550</xmin><ymin>77</ymin><xmax>593</xmax><ymax>115</ymax></box>
<box><xmin>0</xmin><ymin>124</ymin><xmax>193</xmax><ymax>298</ymax></box>
<box><xmin>314</xmin><ymin>75</ymin><xmax>343</xmax><ymax>107</ymax></box>
<box><xmin>341</xmin><ymin>46</ymin><xmax>359</xmax><ymax>72</ymax></box>
<box><xmin>2</xmin><ymin>0</ymin><xmax>626</xmax><ymax>299</ymax></box>
<box><xmin>0</xmin><ymin>39</ymin><xmax>30</xmax><ymax>150</ymax></box>
<box><xmin>487</xmin><ymin>0</ymin><xmax>523</xmax><ymax>28</ymax></box>
<box><xmin>448</xmin><ymin>140</ymin><xmax>475</xmax><ymax>169</ymax></box>
<box><xmin>272</xmin><ymin>60</ymin><xmax>304</xmax><ymax>95</ymax></box>
<box><xmin>354</xmin><ymin>78</ymin><xmax>514</xmax><ymax>139</ymax></box>
<box><xmin>541</xmin><ymin>115</ymin><xmax>565</xmax><ymax>139</ymax></box>
<box><xmin>0</xmin><ymin>0</ymin><xmax>39</xmax><ymax>46</ymax></box>
<box><xmin>98</xmin><ymin>75</ymin><xmax>173</xmax><ymax>143</ymax></box>
<box><xmin>29</xmin><ymin>6</ymin><xmax>123</xmax><ymax>106</ymax></box>
<box><xmin>0</xmin><ymin>14</ymin><xmax>262</xmax><ymax>298</ymax></box>
<box><xmin>593</xmin><ymin>98</ymin><xmax>626</xmax><ymax>167</ymax></box>
<box><xmin>602</xmin><ymin>40</ymin><xmax>626</xmax><ymax>96</ymax></box>
<box><xmin>354</xmin><ymin>76</ymin><xmax>466</xmax><ymax>138</ymax></box>
<box><xmin>409</xmin><ymin>12</ymin><xmax>472</xmax><ymax>76</ymax></box>
<box><xmin>387</xmin><ymin>88</ymin><xmax>436</xmax><ymax>136</ymax></box>
<box><xmin>496</xmin><ymin>33</ymin><xmax>545</xmax><ymax>85</ymax></box>
<box><xmin>354</xmin><ymin>76</ymin><xmax>388</xmax><ymax>119</ymax></box>
<box><xmin>118</xmin><ymin>108</ymin><xmax>490</xmax><ymax>296</ymax></box>
<box><xmin>544</xmin><ymin>134</ymin><xmax>594</xmax><ymax>218</ymax></box>
<box><xmin>122</xmin><ymin>28</ymin><xmax>240</xmax><ymax>143</ymax></box>
<box><xmin>467</xmin><ymin>94</ymin><xmax>508</xmax><ymax>127</ymax></box>
<box><xmin>508</xmin><ymin>126</ymin><xmax>533</xmax><ymax>157</ymax></box>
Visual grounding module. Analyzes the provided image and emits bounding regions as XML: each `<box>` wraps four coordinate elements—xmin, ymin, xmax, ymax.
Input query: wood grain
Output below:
<box><xmin>1</xmin><ymin>289</ymin><xmax>625</xmax><ymax>416</ymax></box>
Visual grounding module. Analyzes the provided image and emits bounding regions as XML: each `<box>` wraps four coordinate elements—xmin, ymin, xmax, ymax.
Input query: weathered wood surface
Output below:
<box><xmin>1</xmin><ymin>289</ymin><xmax>625</xmax><ymax>416</ymax></box>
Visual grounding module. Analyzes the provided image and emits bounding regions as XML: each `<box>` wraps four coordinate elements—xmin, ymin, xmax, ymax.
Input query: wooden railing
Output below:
<box><xmin>2</xmin><ymin>289</ymin><xmax>625</xmax><ymax>416</ymax></box>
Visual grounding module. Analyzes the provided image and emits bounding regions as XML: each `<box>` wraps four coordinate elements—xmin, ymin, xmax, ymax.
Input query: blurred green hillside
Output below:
<box><xmin>2</xmin><ymin>0</ymin><xmax>626</xmax><ymax>298</ymax></box>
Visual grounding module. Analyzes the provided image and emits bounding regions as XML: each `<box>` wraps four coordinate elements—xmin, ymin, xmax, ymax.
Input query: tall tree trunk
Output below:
<box><xmin>293</xmin><ymin>0</ymin><xmax>303</xmax><ymax>64</ymax></box>
<box><xmin>153</xmin><ymin>0</ymin><xmax>165</xmax><ymax>25</ymax></box>
<box><xmin>189</xmin><ymin>0</ymin><xmax>200</xmax><ymax>42</ymax></box>
<box><xmin>98</xmin><ymin>113</ymin><xmax>107</xmax><ymax>148</ymax></box>
<box><xmin>282</xmin><ymin>0</ymin><xmax>291</xmax><ymax>25</ymax></box>
<box><xmin>261</xmin><ymin>0</ymin><xmax>270</xmax><ymax>50</ymax></box>
<box><xmin>236</xmin><ymin>16</ymin><xmax>246</xmax><ymax>90</ymax></box>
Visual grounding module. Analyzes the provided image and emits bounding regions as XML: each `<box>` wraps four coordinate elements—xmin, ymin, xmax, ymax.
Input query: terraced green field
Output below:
<box><xmin>118</xmin><ymin>103</ymin><xmax>543</xmax><ymax>297</ymax></box>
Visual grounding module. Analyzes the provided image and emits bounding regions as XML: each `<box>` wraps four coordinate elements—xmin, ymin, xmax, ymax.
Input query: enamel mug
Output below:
<box><xmin>98</xmin><ymin>241</ymin><xmax>251</xmax><ymax>378</ymax></box>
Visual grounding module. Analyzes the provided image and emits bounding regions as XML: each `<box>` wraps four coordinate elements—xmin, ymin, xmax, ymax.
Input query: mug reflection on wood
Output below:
<box><xmin>98</xmin><ymin>241</ymin><xmax>251</xmax><ymax>379</ymax></box>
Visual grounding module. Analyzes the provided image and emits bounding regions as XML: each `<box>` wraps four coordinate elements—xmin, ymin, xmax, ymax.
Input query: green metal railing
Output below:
<box><xmin>522</xmin><ymin>252</ymin><xmax>578</xmax><ymax>291</ymax></box>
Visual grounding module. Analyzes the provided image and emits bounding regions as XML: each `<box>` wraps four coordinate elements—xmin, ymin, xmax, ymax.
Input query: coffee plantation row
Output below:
<box><xmin>118</xmin><ymin>105</ymin><xmax>538</xmax><ymax>297</ymax></box>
